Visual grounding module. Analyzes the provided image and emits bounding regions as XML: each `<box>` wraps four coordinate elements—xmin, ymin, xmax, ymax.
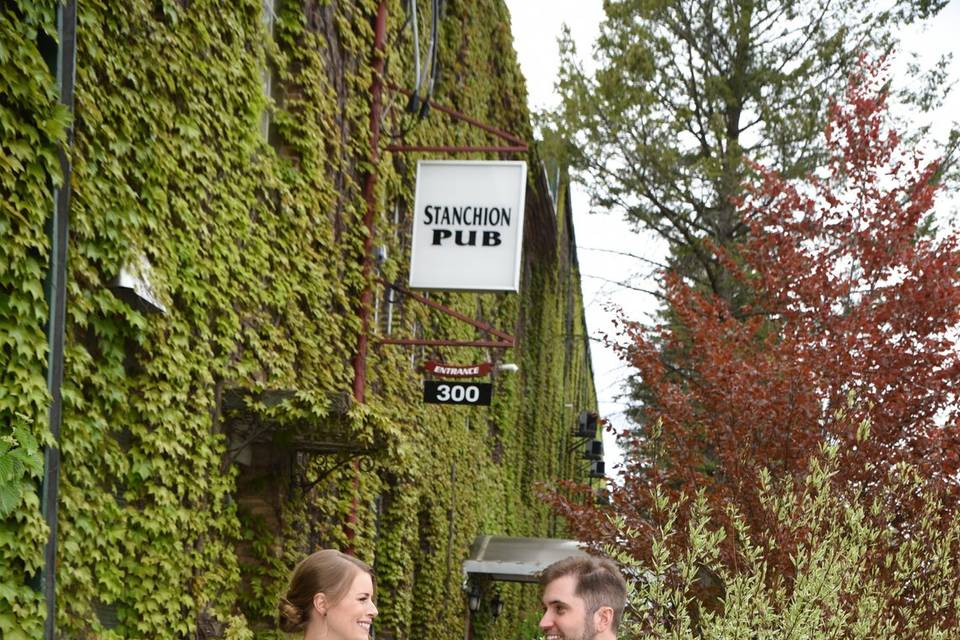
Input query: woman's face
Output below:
<box><xmin>322</xmin><ymin>571</ymin><xmax>377</xmax><ymax>639</ymax></box>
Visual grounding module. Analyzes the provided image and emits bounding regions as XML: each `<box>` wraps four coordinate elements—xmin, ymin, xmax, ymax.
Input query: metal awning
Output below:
<box><xmin>462</xmin><ymin>535</ymin><xmax>590</xmax><ymax>583</ymax></box>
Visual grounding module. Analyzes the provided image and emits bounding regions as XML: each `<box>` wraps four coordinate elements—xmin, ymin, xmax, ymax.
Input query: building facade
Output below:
<box><xmin>1</xmin><ymin>1</ymin><xmax>600</xmax><ymax>638</ymax></box>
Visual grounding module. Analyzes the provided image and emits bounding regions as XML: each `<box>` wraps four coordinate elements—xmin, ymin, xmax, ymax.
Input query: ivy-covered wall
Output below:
<box><xmin>1</xmin><ymin>1</ymin><xmax>599</xmax><ymax>638</ymax></box>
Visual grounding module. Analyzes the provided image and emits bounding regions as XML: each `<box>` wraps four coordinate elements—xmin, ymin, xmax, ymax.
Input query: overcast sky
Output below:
<box><xmin>503</xmin><ymin>0</ymin><xmax>960</xmax><ymax>472</ymax></box>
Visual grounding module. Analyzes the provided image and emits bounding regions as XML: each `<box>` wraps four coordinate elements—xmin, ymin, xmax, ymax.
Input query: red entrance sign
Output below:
<box><xmin>423</xmin><ymin>361</ymin><xmax>492</xmax><ymax>378</ymax></box>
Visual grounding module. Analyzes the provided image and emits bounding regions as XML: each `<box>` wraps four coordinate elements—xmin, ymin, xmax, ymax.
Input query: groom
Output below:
<box><xmin>538</xmin><ymin>555</ymin><xmax>627</xmax><ymax>640</ymax></box>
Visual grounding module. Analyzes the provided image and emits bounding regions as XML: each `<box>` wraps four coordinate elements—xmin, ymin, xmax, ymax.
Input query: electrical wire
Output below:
<box><xmin>380</xmin><ymin>0</ymin><xmax>444</xmax><ymax>141</ymax></box>
<box><xmin>407</xmin><ymin>0</ymin><xmax>421</xmax><ymax>113</ymax></box>
<box><xmin>418</xmin><ymin>0</ymin><xmax>441</xmax><ymax>118</ymax></box>
<box><xmin>379</xmin><ymin>1</ymin><xmax>422</xmax><ymax>140</ymax></box>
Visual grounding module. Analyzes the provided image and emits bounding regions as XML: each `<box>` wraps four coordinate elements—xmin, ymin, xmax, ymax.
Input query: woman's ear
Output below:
<box><xmin>594</xmin><ymin>605</ymin><xmax>614</xmax><ymax>632</ymax></box>
<box><xmin>313</xmin><ymin>593</ymin><xmax>327</xmax><ymax>616</ymax></box>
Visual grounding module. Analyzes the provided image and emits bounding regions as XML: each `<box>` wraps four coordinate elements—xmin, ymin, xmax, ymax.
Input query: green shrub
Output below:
<box><xmin>605</xmin><ymin>445</ymin><xmax>960</xmax><ymax>639</ymax></box>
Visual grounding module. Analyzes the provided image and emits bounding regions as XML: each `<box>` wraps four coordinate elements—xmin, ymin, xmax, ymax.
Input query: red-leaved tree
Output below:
<box><xmin>550</xmin><ymin>57</ymin><xmax>960</xmax><ymax>626</ymax></box>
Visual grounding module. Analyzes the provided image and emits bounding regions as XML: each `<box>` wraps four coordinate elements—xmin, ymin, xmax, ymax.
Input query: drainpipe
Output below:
<box><xmin>353</xmin><ymin>0</ymin><xmax>388</xmax><ymax>404</ymax></box>
<box><xmin>38</xmin><ymin>2</ymin><xmax>77</xmax><ymax>639</ymax></box>
<box><xmin>347</xmin><ymin>0</ymin><xmax>388</xmax><ymax>550</ymax></box>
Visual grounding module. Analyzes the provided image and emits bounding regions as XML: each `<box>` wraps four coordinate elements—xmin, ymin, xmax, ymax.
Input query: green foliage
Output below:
<box><xmin>0</xmin><ymin>417</ymin><xmax>43</xmax><ymax>517</ymax></box>
<box><xmin>2</xmin><ymin>1</ymin><xmax>595</xmax><ymax>638</ymax></box>
<box><xmin>0</xmin><ymin>2</ymin><xmax>63</xmax><ymax>638</ymax></box>
<box><xmin>0</xmin><ymin>418</ymin><xmax>47</xmax><ymax>640</ymax></box>
<box><xmin>606</xmin><ymin>446</ymin><xmax>960</xmax><ymax>638</ymax></box>
<box><xmin>508</xmin><ymin>611</ymin><xmax>544</xmax><ymax>640</ymax></box>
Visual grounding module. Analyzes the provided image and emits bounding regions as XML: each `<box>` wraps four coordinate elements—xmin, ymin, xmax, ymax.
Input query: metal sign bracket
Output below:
<box><xmin>377</xmin><ymin>280</ymin><xmax>515</xmax><ymax>349</ymax></box>
<box><xmin>385</xmin><ymin>85</ymin><xmax>529</xmax><ymax>155</ymax></box>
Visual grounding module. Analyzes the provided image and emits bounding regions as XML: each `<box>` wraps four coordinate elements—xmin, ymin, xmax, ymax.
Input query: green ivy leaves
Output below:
<box><xmin>0</xmin><ymin>417</ymin><xmax>43</xmax><ymax>517</ymax></box>
<box><xmin>0</xmin><ymin>3</ymin><xmax>63</xmax><ymax>637</ymax></box>
<box><xmin>3</xmin><ymin>1</ymin><xmax>595</xmax><ymax>639</ymax></box>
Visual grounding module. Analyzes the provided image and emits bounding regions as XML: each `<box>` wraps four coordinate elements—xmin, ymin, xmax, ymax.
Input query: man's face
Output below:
<box><xmin>538</xmin><ymin>574</ymin><xmax>596</xmax><ymax>640</ymax></box>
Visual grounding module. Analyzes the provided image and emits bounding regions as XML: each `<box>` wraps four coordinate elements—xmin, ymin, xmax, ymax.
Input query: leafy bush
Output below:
<box><xmin>603</xmin><ymin>445</ymin><xmax>960</xmax><ymax>639</ymax></box>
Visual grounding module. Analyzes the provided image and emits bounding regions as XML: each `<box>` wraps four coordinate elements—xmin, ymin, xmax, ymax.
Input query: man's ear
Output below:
<box><xmin>594</xmin><ymin>605</ymin><xmax>614</xmax><ymax>632</ymax></box>
<box><xmin>313</xmin><ymin>593</ymin><xmax>327</xmax><ymax>616</ymax></box>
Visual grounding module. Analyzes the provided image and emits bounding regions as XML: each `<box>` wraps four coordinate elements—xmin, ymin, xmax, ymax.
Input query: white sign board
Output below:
<box><xmin>409</xmin><ymin>160</ymin><xmax>527</xmax><ymax>291</ymax></box>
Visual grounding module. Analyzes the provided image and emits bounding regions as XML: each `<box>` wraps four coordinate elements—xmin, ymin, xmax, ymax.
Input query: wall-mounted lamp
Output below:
<box><xmin>589</xmin><ymin>460</ymin><xmax>606</xmax><ymax>478</ymax></box>
<box><xmin>582</xmin><ymin>439</ymin><xmax>603</xmax><ymax>460</ymax></box>
<box><xmin>497</xmin><ymin>363</ymin><xmax>519</xmax><ymax>373</ymax></box>
<box><xmin>491</xmin><ymin>593</ymin><xmax>504</xmax><ymax>619</ymax></box>
<box><xmin>375</xmin><ymin>244</ymin><xmax>388</xmax><ymax>268</ymax></box>
<box><xmin>111</xmin><ymin>254</ymin><xmax>167</xmax><ymax>314</ymax></box>
<box><xmin>468</xmin><ymin>582</ymin><xmax>482</xmax><ymax>612</ymax></box>
<box><xmin>575</xmin><ymin>411</ymin><xmax>598</xmax><ymax>438</ymax></box>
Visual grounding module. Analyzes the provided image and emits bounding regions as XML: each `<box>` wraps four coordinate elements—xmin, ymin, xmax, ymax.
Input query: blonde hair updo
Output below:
<box><xmin>277</xmin><ymin>549</ymin><xmax>375</xmax><ymax>633</ymax></box>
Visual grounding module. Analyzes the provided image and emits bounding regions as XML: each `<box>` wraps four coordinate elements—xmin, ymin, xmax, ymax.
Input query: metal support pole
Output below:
<box><xmin>385</xmin><ymin>143</ymin><xmax>527</xmax><ymax>154</ymax></box>
<box><xmin>381</xmin><ymin>280</ymin><xmax>515</xmax><ymax>343</ymax></box>
<box><xmin>40</xmin><ymin>2</ymin><xmax>77</xmax><ymax>638</ymax></box>
<box><xmin>347</xmin><ymin>0</ymin><xmax>388</xmax><ymax>552</ymax></box>
<box><xmin>352</xmin><ymin>0</ymin><xmax>388</xmax><ymax>405</ymax></box>
<box><xmin>379</xmin><ymin>338</ymin><xmax>513</xmax><ymax>348</ymax></box>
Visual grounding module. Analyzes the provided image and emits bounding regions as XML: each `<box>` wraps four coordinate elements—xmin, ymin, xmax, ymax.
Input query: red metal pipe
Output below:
<box><xmin>381</xmin><ymin>280</ymin><xmax>516</xmax><ymax>342</ymax></box>
<box><xmin>347</xmin><ymin>0</ymin><xmax>388</xmax><ymax>552</ymax></box>
<box><xmin>353</xmin><ymin>0</ymin><xmax>388</xmax><ymax>406</ymax></box>
<box><xmin>379</xmin><ymin>338</ymin><xmax>514</xmax><ymax>348</ymax></box>
<box><xmin>386</xmin><ymin>144</ymin><xmax>528</xmax><ymax>154</ymax></box>
<box><xmin>389</xmin><ymin>84</ymin><xmax>527</xmax><ymax>146</ymax></box>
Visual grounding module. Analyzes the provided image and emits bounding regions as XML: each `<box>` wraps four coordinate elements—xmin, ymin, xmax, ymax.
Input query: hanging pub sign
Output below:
<box><xmin>409</xmin><ymin>160</ymin><xmax>527</xmax><ymax>292</ymax></box>
<box><xmin>422</xmin><ymin>360</ymin><xmax>492</xmax><ymax>378</ymax></box>
<box><xmin>423</xmin><ymin>380</ymin><xmax>493</xmax><ymax>406</ymax></box>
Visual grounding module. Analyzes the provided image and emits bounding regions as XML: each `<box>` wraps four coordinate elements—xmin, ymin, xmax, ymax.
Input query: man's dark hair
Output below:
<box><xmin>539</xmin><ymin>555</ymin><xmax>627</xmax><ymax>631</ymax></box>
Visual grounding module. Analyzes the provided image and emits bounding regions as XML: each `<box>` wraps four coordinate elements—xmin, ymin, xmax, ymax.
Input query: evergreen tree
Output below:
<box><xmin>548</xmin><ymin>0</ymin><xmax>951</xmax><ymax>305</ymax></box>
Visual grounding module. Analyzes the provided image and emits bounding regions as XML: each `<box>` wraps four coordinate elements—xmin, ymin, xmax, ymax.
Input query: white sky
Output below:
<box><xmin>503</xmin><ymin>0</ymin><xmax>960</xmax><ymax>474</ymax></box>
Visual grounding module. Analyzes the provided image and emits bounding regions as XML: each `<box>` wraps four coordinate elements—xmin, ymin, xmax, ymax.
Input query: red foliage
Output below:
<box><xmin>550</xmin><ymin>57</ymin><xmax>960</xmax><ymax>621</ymax></box>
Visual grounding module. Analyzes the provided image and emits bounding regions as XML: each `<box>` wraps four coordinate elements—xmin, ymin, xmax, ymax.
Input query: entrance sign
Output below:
<box><xmin>423</xmin><ymin>360</ymin><xmax>492</xmax><ymax>378</ymax></box>
<box><xmin>410</xmin><ymin>160</ymin><xmax>527</xmax><ymax>291</ymax></box>
<box><xmin>423</xmin><ymin>381</ymin><xmax>493</xmax><ymax>406</ymax></box>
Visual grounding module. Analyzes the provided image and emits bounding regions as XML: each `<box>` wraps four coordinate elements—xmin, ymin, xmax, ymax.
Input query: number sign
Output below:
<box><xmin>423</xmin><ymin>381</ymin><xmax>492</xmax><ymax>406</ymax></box>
